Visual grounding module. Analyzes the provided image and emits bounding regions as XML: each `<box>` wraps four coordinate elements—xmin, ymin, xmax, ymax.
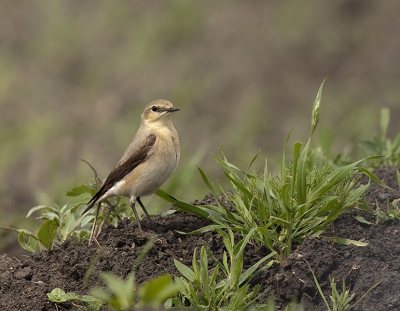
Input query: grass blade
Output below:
<box><xmin>311</xmin><ymin>77</ymin><xmax>327</xmax><ymax>136</ymax></box>
<box><xmin>327</xmin><ymin>236</ymin><xmax>368</xmax><ymax>246</ymax></box>
<box><xmin>305</xmin><ymin>260</ymin><xmax>331</xmax><ymax>311</ymax></box>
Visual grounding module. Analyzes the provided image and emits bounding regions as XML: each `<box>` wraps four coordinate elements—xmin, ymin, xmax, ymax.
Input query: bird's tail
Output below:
<box><xmin>81</xmin><ymin>197</ymin><xmax>98</xmax><ymax>215</ymax></box>
<box><xmin>82</xmin><ymin>180</ymin><xmax>109</xmax><ymax>215</ymax></box>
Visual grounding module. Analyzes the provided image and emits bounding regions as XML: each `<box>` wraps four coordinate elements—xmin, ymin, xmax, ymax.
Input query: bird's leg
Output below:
<box><xmin>95</xmin><ymin>203</ymin><xmax>113</xmax><ymax>239</ymax></box>
<box><xmin>130</xmin><ymin>197</ymin><xmax>142</xmax><ymax>230</ymax></box>
<box><xmin>137</xmin><ymin>197</ymin><xmax>155</xmax><ymax>229</ymax></box>
<box><xmin>88</xmin><ymin>203</ymin><xmax>101</xmax><ymax>246</ymax></box>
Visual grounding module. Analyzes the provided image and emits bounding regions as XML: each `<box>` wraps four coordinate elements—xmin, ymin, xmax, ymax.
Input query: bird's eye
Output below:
<box><xmin>151</xmin><ymin>106</ymin><xmax>158</xmax><ymax>112</ymax></box>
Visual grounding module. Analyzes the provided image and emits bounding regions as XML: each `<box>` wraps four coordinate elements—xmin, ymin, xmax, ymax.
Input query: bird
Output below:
<box><xmin>82</xmin><ymin>99</ymin><xmax>180</xmax><ymax>245</ymax></box>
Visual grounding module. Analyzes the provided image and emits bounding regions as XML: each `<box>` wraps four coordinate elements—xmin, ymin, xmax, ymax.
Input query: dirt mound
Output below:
<box><xmin>1</xmin><ymin>167</ymin><xmax>399</xmax><ymax>310</ymax></box>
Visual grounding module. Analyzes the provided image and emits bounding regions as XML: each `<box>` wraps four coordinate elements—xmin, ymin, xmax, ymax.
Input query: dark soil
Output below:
<box><xmin>1</xmin><ymin>167</ymin><xmax>400</xmax><ymax>311</ymax></box>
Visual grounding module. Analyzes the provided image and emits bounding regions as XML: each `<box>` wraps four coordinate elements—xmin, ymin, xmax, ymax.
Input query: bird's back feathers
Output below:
<box><xmin>82</xmin><ymin>134</ymin><xmax>157</xmax><ymax>214</ymax></box>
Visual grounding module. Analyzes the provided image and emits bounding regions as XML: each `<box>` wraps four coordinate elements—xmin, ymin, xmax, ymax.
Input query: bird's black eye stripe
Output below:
<box><xmin>151</xmin><ymin>105</ymin><xmax>158</xmax><ymax>112</ymax></box>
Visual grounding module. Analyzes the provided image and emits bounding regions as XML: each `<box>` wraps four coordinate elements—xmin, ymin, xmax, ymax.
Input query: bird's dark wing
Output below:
<box><xmin>82</xmin><ymin>134</ymin><xmax>156</xmax><ymax>215</ymax></box>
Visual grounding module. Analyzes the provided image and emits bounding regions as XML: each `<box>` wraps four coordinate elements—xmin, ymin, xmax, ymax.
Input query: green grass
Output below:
<box><xmin>359</xmin><ymin>108</ymin><xmax>400</xmax><ymax>168</ymax></box>
<box><xmin>5</xmin><ymin>80</ymin><xmax>397</xmax><ymax>310</ymax></box>
<box><xmin>195</xmin><ymin>149</ymin><xmax>379</xmax><ymax>261</ymax></box>
<box><xmin>306</xmin><ymin>260</ymin><xmax>380</xmax><ymax>311</ymax></box>
<box><xmin>169</xmin><ymin>228</ymin><xmax>276</xmax><ymax>311</ymax></box>
<box><xmin>166</xmin><ymin>80</ymin><xmax>388</xmax><ymax>262</ymax></box>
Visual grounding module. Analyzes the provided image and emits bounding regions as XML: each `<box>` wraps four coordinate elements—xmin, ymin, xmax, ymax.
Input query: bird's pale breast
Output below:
<box><xmin>120</xmin><ymin>128</ymin><xmax>179</xmax><ymax>198</ymax></box>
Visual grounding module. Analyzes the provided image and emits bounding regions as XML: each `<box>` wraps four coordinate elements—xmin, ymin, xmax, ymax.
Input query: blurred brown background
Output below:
<box><xmin>1</xmin><ymin>0</ymin><xmax>399</xmax><ymax>255</ymax></box>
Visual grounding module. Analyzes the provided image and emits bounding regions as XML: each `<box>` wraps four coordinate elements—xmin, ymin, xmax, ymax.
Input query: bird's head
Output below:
<box><xmin>142</xmin><ymin>99</ymin><xmax>180</xmax><ymax>125</ymax></box>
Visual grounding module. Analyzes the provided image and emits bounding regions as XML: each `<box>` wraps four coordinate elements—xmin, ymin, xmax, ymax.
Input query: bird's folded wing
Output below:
<box><xmin>82</xmin><ymin>134</ymin><xmax>157</xmax><ymax>214</ymax></box>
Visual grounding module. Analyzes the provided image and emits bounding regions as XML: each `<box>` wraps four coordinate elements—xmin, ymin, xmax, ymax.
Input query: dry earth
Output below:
<box><xmin>1</xmin><ymin>167</ymin><xmax>399</xmax><ymax>311</ymax></box>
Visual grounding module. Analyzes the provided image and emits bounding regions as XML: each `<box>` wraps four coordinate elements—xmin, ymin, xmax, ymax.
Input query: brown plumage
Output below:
<box><xmin>82</xmin><ymin>134</ymin><xmax>156</xmax><ymax>215</ymax></box>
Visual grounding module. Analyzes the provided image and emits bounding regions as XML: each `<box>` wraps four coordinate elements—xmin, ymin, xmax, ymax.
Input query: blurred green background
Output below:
<box><xmin>1</xmin><ymin>0</ymin><xmax>399</xmax><ymax>255</ymax></box>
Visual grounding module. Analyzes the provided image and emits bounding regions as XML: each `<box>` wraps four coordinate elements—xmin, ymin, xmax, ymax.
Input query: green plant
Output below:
<box><xmin>6</xmin><ymin>153</ymin><xmax>208</xmax><ymax>252</ymax></box>
<box><xmin>356</xmin><ymin>197</ymin><xmax>400</xmax><ymax>225</ymax></box>
<box><xmin>329</xmin><ymin>278</ymin><xmax>355</xmax><ymax>311</ymax></box>
<box><xmin>168</xmin><ymin>228</ymin><xmax>276</xmax><ymax>311</ymax></box>
<box><xmin>47</xmin><ymin>238</ymin><xmax>181</xmax><ymax>311</ymax></box>
<box><xmin>90</xmin><ymin>238</ymin><xmax>182</xmax><ymax>310</ymax></box>
<box><xmin>91</xmin><ymin>272</ymin><xmax>180</xmax><ymax>310</ymax></box>
<box><xmin>2</xmin><ymin>160</ymin><xmax>132</xmax><ymax>252</ymax></box>
<box><xmin>359</xmin><ymin>108</ymin><xmax>400</xmax><ymax>168</ymax></box>
<box><xmin>47</xmin><ymin>288</ymin><xmax>103</xmax><ymax>310</ymax></box>
<box><xmin>375</xmin><ymin>198</ymin><xmax>400</xmax><ymax>224</ymax></box>
<box><xmin>3</xmin><ymin>190</ymin><xmax>92</xmax><ymax>252</ymax></box>
<box><xmin>306</xmin><ymin>260</ymin><xmax>380</xmax><ymax>311</ymax></box>
<box><xmin>47</xmin><ymin>272</ymin><xmax>180</xmax><ymax>311</ymax></box>
<box><xmin>397</xmin><ymin>169</ymin><xmax>400</xmax><ymax>188</ymax></box>
<box><xmin>260</xmin><ymin>297</ymin><xmax>304</xmax><ymax>311</ymax></box>
<box><xmin>182</xmin><ymin>80</ymin><xmax>387</xmax><ymax>261</ymax></box>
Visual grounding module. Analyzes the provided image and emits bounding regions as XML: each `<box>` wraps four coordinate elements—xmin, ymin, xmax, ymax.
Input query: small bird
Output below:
<box><xmin>82</xmin><ymin>99</ymin><xmax>180</xmax><ymax>245</ymax></box>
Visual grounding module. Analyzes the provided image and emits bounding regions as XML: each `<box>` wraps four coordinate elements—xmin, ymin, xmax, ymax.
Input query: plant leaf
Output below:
<box><xmin>139</xmin><ymin>274</ymin><xmax>180</xmax><ymax>305</ymax></box>
<box><xmin>18</xmin><ymin>231</ymin><xmax>41</xmax><ymax>253</ymax></box>
<box><xmin>155</xmin><ymin>189</ymin><xmax>211</xmax><ymax>220</ymax></box>
<box><xmin>380</xmin><ymin>108</ymin><xmax>389</xmax><ymax>140</ymax></box>
<box><xmin>355</xmin><ymin>216</ymin><xmax>373</xmax><ymax>225</ymax></box>
<box><xmin>65</xmin><ymin>193</ymin><xmax>93</xmax><ymax>212</ymax></box>
<box><xmin>327</xmin><ymin>236</ymin><xmax>368</xmax><ymax>246</ymax></box>
<box><xmin>311</xmin><ymin>77</ymin><xmax>327</xmax><ymax>136</ymax></box>
<box><xmin>66</xmin><ymin>185</ymin><xmax>91</xmax><ymax>197</ymax></box>
<box><xmin>26</xmin><ymin>205</ymin><xmax>59</xmax><ymax>218</ymax></box>
<box><xmin>58</xmin><ymin>213</ymin><xmax>78</xmax><ymax>242</ymax></box>
<box><xmin>357</xmin><ymin>167</ymin><xmax>392</xmax><ymax>190</ymax></box>
<box><xmin>174</xmin><ymin>259</ymin><xmax>195</xmax><ymax>282</ymax></box>
<box><xmin>38</xmin><ymin>220</ymin><xmax>58</xmax><ymax>250</ymax></box>
<box><xmin>100</xmin><ymin>272</ymin><xmax>134</xmax><ymax>309</ymax></box>
<box><xmin>47</xmin><ymin>288</ymin><xmax>68</xmax><ymax>302</ymax></box>
<box><xmin>397</xmin><ymin>169</ymin><xmax>400</xmax><ymax>188</ymax></box>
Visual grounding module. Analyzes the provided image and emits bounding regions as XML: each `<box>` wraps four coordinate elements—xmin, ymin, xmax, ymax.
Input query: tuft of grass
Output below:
<box><xmin>178</xmin><ymin>80</ymin><xmax>387</xmax><ymax>261</ymax></box>
<box><xmin>169</xmin><ymin>228</ymin><xmax>276</xmax><ymax>311</ymax></box>
<box><xmin>306</xmin><ymin>260</ymin><xmax>380</xmax><ymax>311</ymax></box>
<box><xmin>359</xmin><ymin>108</ymin><xmax>400</xmax><ymax>168</ymax></box>
<box><xmin>375</xmin><ymin>198</ymin><xmax>400</xmax><ymax>224</ymax></box>
<box><xmin>261</xmin><ymin>297</ymin><xmax>304</xmax><ymax>311</ymax></box>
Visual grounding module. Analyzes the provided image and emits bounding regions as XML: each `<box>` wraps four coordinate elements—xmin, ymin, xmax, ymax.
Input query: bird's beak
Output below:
<box><xmin>167</xmin><ymin>107</ymin><xmax>180</xmax><ymax>112</ymax></box>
